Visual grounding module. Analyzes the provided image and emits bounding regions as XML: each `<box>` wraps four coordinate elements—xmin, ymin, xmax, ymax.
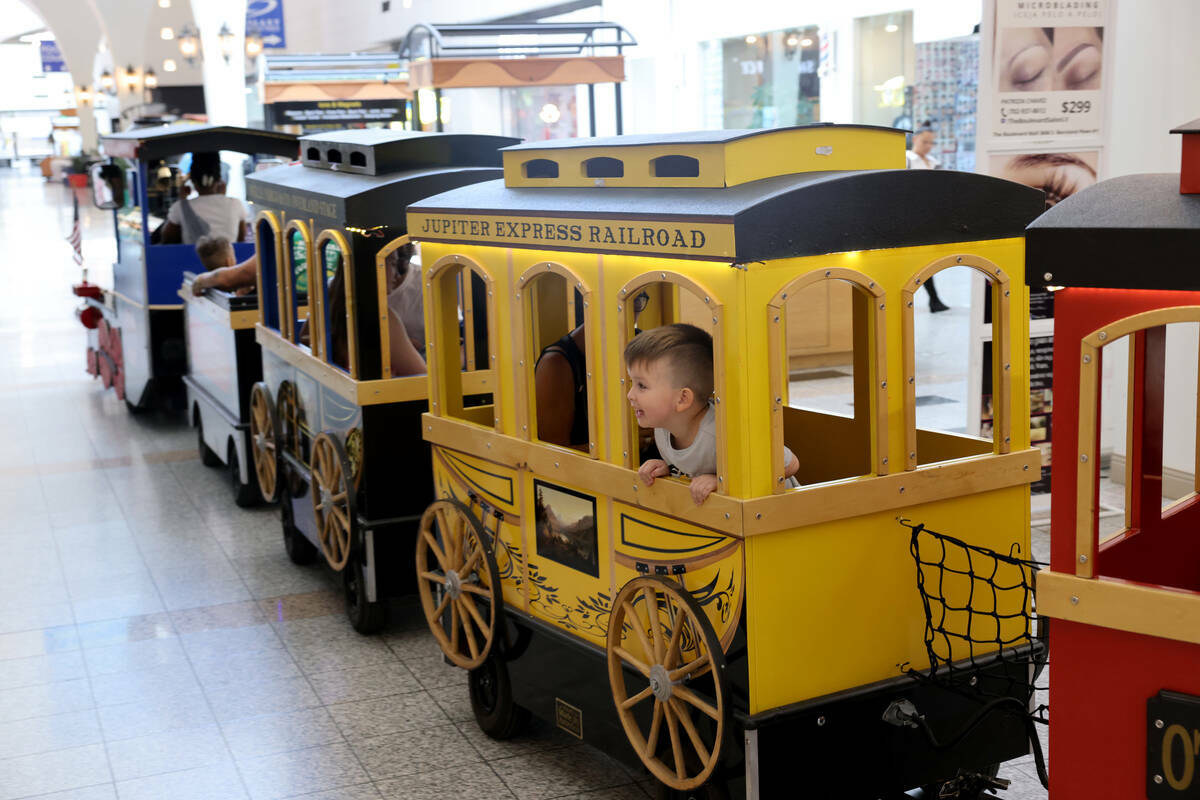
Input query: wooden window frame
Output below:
<box><xmin>374</xmin><ymin>234</ymin><xmax>412</xmax><ymax>380</ymax></box>
<box><xmin>426</xmin><ymin>253</ymin><xmax>498</xmax><ymax>431</ymax></box>
<box><xmin>616</xmin><ymin>271</ymin><xmax>727</xmax><ymax>491</ymax></box>
<box><xmin>314</xmin><ymin>228</ymin><xmax>354</xmax><ymax>375</ymax></box>
<box><xmin>253</xmin><ymin>210</ymin><xmax>284</xmax><ymax>333</ymax></box>
<box><xmin>1074</xmin><ymin>306</ymin><xmax>1200</xmax><ymax>578</ymax></box>
<box><xmin>902</xmin><ymin>254</ymin><xmax>1012</xmax><ymax>471</ymax></box>
<box><xmin>514</xmin><ymin>262</ymin><xmax>598</xmax><ymax>457</ymax></box>
<box><xmin>284</xmin><ymin>219</ymin><xmax>316</xmax><ymax>353</ymax></box>
<box><xmin>767</xmin><ymin>267</ymin><xmax>889</xmax><ymax>493</ymax></box>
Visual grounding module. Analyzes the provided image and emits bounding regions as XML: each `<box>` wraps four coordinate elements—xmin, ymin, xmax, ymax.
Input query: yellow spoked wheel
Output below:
<box><xmin>607</xmin><ymin>576</ymin><xmax>728</xmax><ymax>791</ymax></box>
<box><xmin>249</xmin><ymin>383</ymin><xmax>280</xmax><ymax>503</ymax></box>
<box><xmin>309</xmin><ymin>432</ymin><xmax>354</xmax><ymax>571</ymax></box>
<box><xmin>416</xmin><ymin>499</ymin><xmax>501</xmax><ymax>670</ymax></box>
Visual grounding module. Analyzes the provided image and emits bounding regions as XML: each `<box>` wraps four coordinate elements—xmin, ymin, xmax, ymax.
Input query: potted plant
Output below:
<box><xmin>66</xmin><ymin>154</ymin><xmax>92</xmax><ymax>188</ymax></box>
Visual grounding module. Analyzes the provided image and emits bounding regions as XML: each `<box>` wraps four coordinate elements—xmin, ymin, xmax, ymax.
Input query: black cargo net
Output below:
<box><xmin>900</xmin><ymin>518</ymin><xmax>1049</xmax><ymax>790</ymax></box>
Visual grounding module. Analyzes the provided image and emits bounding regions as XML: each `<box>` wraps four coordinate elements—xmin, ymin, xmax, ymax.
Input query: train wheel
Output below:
<box><xmin>607</xmin><ymin>576</ymin><xmax>728</xmax><ymax>792</ymax></box>
<box><xmin>249</xmin><ymin>383</ymin><xmax>280</xmax><ymax>503</ymax></box>
<box><xmin>309</xmin><ymin>432</ymin><xmax>354</xmax><ymax>571</ymax></box>
<box><xmin>280</xmin><ymin>472</ymin><xmax>318</xmax><ymax>566</ymax></box>
<box><xmin>416</xmin><ymin>499</ymin><xmax>501</xmax><ymax>670</ymax></box>
<box><xmin>231</xmin><ymin>440</ymin><xmax>260</xmax><ymax>508</ymax></box>
<box><xmin>469</xmin><ymin>652</ymin><xmax>530</xmax><ymax>740</ymax></box>
<box><xmin>344</xmin><ymin>554</ymin><xmax>386</xmax><ymax>634</ymax></box>
<box><xmin>196</xmin><ymin>415</ymin><xmax>221</xmax><ymax>467</ymax></box>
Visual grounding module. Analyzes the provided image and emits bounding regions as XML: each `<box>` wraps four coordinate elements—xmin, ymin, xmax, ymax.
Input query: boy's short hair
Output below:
<box><xmin>195</xmin><ymin>235</ymin><xmax>233</xmax><ymax>271</ymax></box>
<box><xmin>624</xmin><ymin>323</ymin><xmax>713</xmax><ymax>400</ymax></box>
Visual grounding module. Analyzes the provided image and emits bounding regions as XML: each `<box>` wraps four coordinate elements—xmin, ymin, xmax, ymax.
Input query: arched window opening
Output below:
<box><xmin>286</xmin><ymin>223</ymin><xmax>312</xmax><ymax>350</ymax></box>
<box><xmin>774</xmin><ymin>274</ymin><xmax>882</xmax><ymax>489</ymax></box>
<box><xmin>523</xmin><ymin>159</ymin><xmax>559</xmax><ymax>179</ymax></box>
<box><xmin>910</xmin><ymin>264</ymin><xmax>996</xmax><ymax>468</ymax></box>
<box><xmin>319</xmin><ymin>236</ymin><xmax>353</xmax><ymax>374</ymax></box>
<box><xmin>349</xmin><ymin>151</ymin><xmax>367</xmax><ymax>168</ymax></box>
<box><xmin>326</xmin><ymin>149</ymin><xmax>343</xmax><ymax>164</ymax></box>
<box><xmin>429</xmin><ymin>259</ymin><xmax>495</xmax><ymax>428</ymax></box>
<box><xmin>1078</xmin><ymin>312</ymin><xmax>1200</xmax><ymax>594</ymax></box>
<box><xmin>255</xmin><ymin>215</ymin><xmax>282</xmax><ymax>332</ymax></box>
<box><xmin>651</xmin><ymin>155</ymin><xmax>700</xmax><ymax>178</ymax></box>
<box><xmin>584</xmin><ymin>157</ymin><xmax>623</xmax><ymax>179</ymax></box>
<box><xmin>305</xmin><ymin>147</ymin><xmax>320</xmax><ymax>162</ymax></box>
<box><xmin>619</xmin><ymin>276</ymin><xmax>725</xmax><ymax>498</ymax></box>
<box><xmin>523</xmin><ymin>267</ymin><xmax>592</xmax><ymax>454</ymax></box>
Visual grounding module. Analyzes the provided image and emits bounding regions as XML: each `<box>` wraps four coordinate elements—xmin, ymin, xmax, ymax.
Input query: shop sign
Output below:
<box><xmin>40</xmin><ymin>41</ymin><xmax>66</xmax><ymax>73</ymax></box>
<box><xmin>246</xmin><ymin>0</ymin><xmax>286</xmax><ymax>48</ymax></box>
<box><xmin>410</xmin><ymin>212</ymin><xmax>736</xmax><ymax>259</ymax></box>
<box><xmin>988</xmin><ymin>0</ymin><xmax>1108</xmax><ymax>143</ymax></box>
<box><xmin>272</xmin><ymin>100</ymin><xmax>404</xmax><ymax>125</ymax></box>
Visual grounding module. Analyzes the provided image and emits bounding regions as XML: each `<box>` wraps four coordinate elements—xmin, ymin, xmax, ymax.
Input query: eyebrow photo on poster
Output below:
<box><xmin>989</xmin><ymin>150</ymin><xmax>1098</xmax><ymax>210</ymax></box>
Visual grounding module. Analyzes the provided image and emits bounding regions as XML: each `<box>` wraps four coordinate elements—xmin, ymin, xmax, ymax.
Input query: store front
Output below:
<box><xmin>700</xmin><ymin>25</ymin><xmax>821</xmax><ymax>130</ymax></box>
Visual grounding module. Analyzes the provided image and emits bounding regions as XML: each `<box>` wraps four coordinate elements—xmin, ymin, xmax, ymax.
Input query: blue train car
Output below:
<box><xmin>82</xmin><ymin>124</ymin><xmax>297</xmax><ymax>409</ymax></box>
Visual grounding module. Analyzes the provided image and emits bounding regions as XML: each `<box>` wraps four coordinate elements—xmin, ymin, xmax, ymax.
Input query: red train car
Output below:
<box><xmin>1028</xmin><ymin>119</ymin><xmax>1200</xmax><ymax>798</ymax></box>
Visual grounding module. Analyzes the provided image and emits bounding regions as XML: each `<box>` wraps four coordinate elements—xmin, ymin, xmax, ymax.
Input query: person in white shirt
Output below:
<box><xmin>161</xmin><ymin>151</ymin><xmax>247</xmax><ymax>245</ymax></box>
<box><xmin>906</xmin><ymin>124</ymin><xmax>949</xmax><ymax>312</ymax></box>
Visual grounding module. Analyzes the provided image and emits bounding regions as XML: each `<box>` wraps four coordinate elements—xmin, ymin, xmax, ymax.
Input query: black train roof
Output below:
<box><xmin>246</xmin><ymin>132</ymin><xmax>517</xmax><ymax>230</ymax></box>
<box><xmin>409</xmin><ymin>168</ymin><xmax>1045</xmax><ymax>262</ymax></box>
<box><xmin>1026</xmin><ymin>173</ymin><xmax>1200</xmax><ymax>290</ymax></box>
<box><xmin>102</xmin><ymin>123</ymin><xmax>297</xmax><ymax>160</ymax></box>
<box><xmin>299</xmin><ymin>130</ymin><xmax>519</xmax><ymax>176</ymax></box>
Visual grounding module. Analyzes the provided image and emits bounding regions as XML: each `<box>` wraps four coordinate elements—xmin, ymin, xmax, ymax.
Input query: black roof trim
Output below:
<box><xmin>1169</xmin><ymin>118</ymin><xmax>1200</xmax><ymax>134</ymax></box>
<box><xmin>501</xmin><ymin>123</ymin><xmax>905</xmax><ymax>152</ymax></box>
<box><xmin>1026</xmin><ymin>173</ymin><xmax>1200</xmax><ymax>290</ymax></box>
<box><xmin>410</xmin><ymin>168</ymin><xmax>1043</xmax><ymax>261</ymax></box>
<box><xmin>102</xmin><ymin>123</ymin><xmax>297</xmax><ymax>160</ymax></box>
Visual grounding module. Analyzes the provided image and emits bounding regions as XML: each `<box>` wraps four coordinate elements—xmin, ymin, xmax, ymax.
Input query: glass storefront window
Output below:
<box><xmin>854</xmin><ymin>12</ymin><xmax>915</xmax><ymax>129</ymax></box>
<box><xmin>702</xmin><ymin>26</ymin><xmax>821</xmax><ymax>130</ymax></box>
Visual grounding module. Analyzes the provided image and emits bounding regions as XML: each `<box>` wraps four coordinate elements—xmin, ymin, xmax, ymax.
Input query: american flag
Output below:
<box><xmin>67</xmin><ymin>192</ymin><xmax>83</xmax><ymax>265</ymax></box>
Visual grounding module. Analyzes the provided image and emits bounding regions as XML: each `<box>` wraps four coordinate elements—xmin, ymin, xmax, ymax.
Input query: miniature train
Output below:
<box><xmin>406</xmin><ymin>124</ymin><xmax>1049</xmax><ymax>797</ymax></box>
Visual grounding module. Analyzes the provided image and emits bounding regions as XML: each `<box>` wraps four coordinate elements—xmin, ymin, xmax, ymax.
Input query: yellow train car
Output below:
<box><xmin>408</xmin><ymin>125</ymin><xmax>1046</xmax><ymax>797</ymax></box>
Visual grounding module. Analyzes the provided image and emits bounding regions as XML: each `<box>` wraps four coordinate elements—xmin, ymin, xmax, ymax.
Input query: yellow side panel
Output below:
<box><xmin>431</xmin><ymin>447</ymin><xmax>525</xmax><ymax>613</ymax></box>
<box><xmin>725</xmin><ymin>126</ymin><xmax>905</xmax><ymax>186</ymax></box>
<box><xmin>744</xmin><ymin>484</ymin><xmax>1031</xmax><ymax>714</ymax></box>
<box><xmin>611</xmin><ymin>502</ymin><xmax>745</xmax><ymax>654</ymax></box>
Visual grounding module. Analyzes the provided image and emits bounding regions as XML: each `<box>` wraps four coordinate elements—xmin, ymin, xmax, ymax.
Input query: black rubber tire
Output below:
<box><xmin>197</xmin><ymin>417</ymin><xmax>221</xmax><ymax>467</ymax></box>
<box><xmin>231</xmin><ymin>441</ymin><xmax>260</xmax><ymax>509</ymax></box>
<box><xmin>344</xmin><ymin>555</ymin><xmax>386</xmax><ymax>635</ymax></box>
<box><xmin>468</xmin><ymin>653</ymin><xmax>530</xmax><ymax>740</ymax></box>
<box><xmin>280</xmin><ymin>474</ymin><xmax>318</xmax><ymax>566</ymax></box>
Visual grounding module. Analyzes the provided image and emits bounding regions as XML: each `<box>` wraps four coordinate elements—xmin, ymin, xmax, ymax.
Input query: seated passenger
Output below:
<box><xmin>195</xmin><ymin>235</ymin><xmax>235</xmax><ymax>272</ymax></box>
<box><xmin>160</xmin><ymin>151</ymin><xmax>247</xmax><ymax>245</ymax></box>
<box><xmin>385</xmin><ymin>244</ymin><xmax>426</xmax><ymax>357</ymax></box>
<box><xmin>534</xmin><ymin>324</ymin><xmax>587</xmax><ymax>449</ymax></box>
<box><xmin>190</xmin><ymin>254</ymin><xmax>256</xmax><ymax>295</ymax></box>
<box><xmin>323</xmin><ymin>247</ymin><xmax>426</xmax><ymax>378</ymax></box>
<box><xmin>626</xmin><ymin>323</ymin><xmax>799</xmax><ymax>505</ymax></box>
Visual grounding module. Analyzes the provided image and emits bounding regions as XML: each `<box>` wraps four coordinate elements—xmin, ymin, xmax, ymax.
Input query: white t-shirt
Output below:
<box><xmin>906</xmin><ymin>151</ymin><xmax>940</xmax><ymax>170</ymax></box>
<box><xmin>166</xmin><ymin>194</ymin><xmax>247</xmax><ymax>243</ymax></box>
<box><xmin>655</xmin><ymin>404</ymin><xmax>799</xmax><ymax>486</ymax></box>
<box><xmin>387</xmin><ymin>262</ymin><xmax>425</xmax><ymax>347</ymax></box>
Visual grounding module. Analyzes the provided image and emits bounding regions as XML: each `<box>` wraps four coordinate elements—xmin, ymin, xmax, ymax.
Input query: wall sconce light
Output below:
<box><xmin>144</xmin><ymin>69</ymin><xmax>158</xmax><ymax>89</ymax></box>
<box><xmin>122</xmin><ymin>65</ymin><xmax>140</xmax><ymax>92</ymax></box>
<box><xmin>76</xmin><ymin>86</ymin><xmax>92</xmax><ymax>105</ymax></box>
<box><xmin>99</xmin><ymin>70</ymin><xmax>114</xmax><ymax>91</ymax></box>
<box><xmin>163</xmin><ymin>58</ymin><xmax>178</xmax><ymax>73</ymax></box>
<box><xmin>245</xmin><ymin>32</ymin><xmax>264</xmax><ymax>62</ymax></box>
<box><xmin>157</xmin><ymin>0</ymin><xmax>171</xmax><ymax>7</ymax></box>
<box><xmin>178</xmin><ymin>24</ymin><xmax>199</xmax><ymax>64</ymax></box>
<box><xmin>218</xmin><ymin>23</ymin><xmax>235</xmax><ymax>64</ymax></box>
<box><xmin>160</xmin><ymin>27</ymin><xmax>174</xmax><ymax>41</ymax></box>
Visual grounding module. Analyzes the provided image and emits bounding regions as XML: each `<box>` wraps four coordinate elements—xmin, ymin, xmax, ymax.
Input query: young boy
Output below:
<box><xmin>625</xmin><ymin>323</ymin><xmax>800</xmax><ymax>505</ymax></box>
<box><xmin>194</xmin><ymin>235</ymin><xmax>235</xmax><ymax>272</ymax></box>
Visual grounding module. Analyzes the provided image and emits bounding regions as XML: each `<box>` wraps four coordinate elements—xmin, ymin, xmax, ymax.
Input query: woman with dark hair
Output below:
<box><xmin>323</xmin><ymin>243</ymin><xmax>425</xmax><ymax>378</ymax></box>
<box><xmin>161</xmin><ymin>151</ymin><xmax>247</xmax><ymax>244</ymax></box>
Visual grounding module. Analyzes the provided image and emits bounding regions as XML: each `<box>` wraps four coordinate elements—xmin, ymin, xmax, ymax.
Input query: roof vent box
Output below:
<box><xmin>299</xmin><ymin>130</ymin><xmax>519</xmax><ymax>176</ymax></box>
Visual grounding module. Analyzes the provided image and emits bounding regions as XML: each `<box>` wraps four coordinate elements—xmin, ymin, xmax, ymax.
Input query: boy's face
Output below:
<box><xmin>626</xmin><ymin>357</ymin><xmax>686</xmax><ymax>429</ymax></box>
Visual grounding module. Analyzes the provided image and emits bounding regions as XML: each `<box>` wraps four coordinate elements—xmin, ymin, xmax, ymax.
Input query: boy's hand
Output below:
<box><xmin>689</xmin><ymin>473</ymin><xmax>719</xmax><ymax>505</ymax></box>
<box><xmin>638</xmin><ymin>459</ymin><xmax>669</xmax><ymax>486</ymax></box>
<box><xmin>191</xmin><ymin>274</ymin><xmax>209</xmax><ymax>295</ymax></box>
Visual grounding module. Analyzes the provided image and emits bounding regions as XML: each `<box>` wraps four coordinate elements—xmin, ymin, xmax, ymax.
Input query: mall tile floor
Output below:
<box><xmin>0</xmin><ymin>166</ymin><xmax>1053</xmax><ymax>799</ymax></box>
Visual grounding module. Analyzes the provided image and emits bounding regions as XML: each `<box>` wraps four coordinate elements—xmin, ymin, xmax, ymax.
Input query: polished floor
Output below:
<box><xmin>0</xmin><ymin>166</ymin><xmax>1052</xmax><ymax>799</ymax></box>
